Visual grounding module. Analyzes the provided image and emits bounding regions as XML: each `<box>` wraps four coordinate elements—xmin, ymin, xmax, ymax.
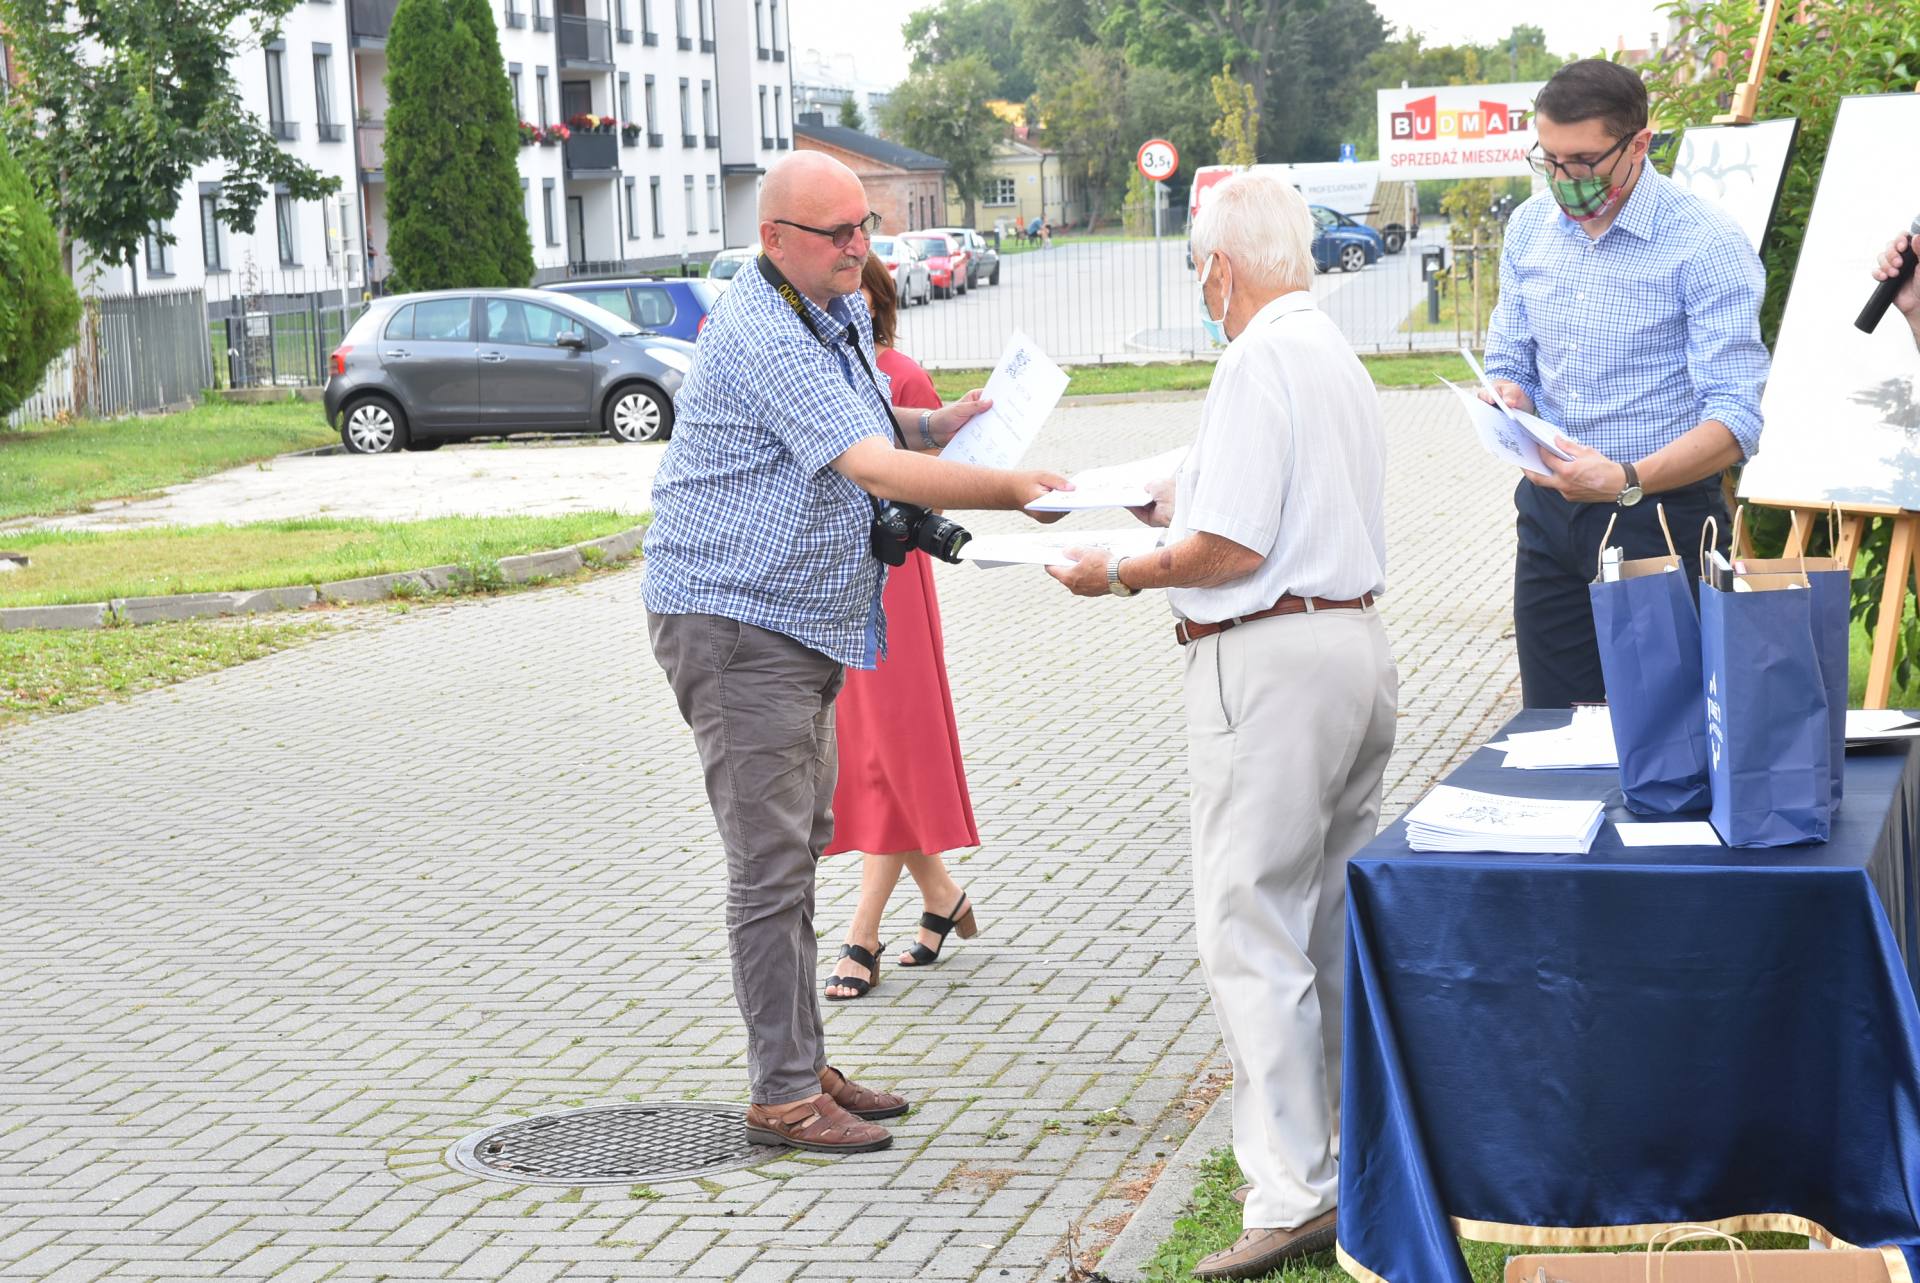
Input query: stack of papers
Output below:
<box><xmin>1845</xmin><ymin>710</ymin><xmax>1920</xmax><ymax>744</ymax></box>
<box><xmin>962</xmin><ymin>526</ymin><xmax>1164</xmax><ymax>569</ymax></box>
<box><xmin>1025</xmin><ymin>447</ymin><xmax>1189</xmax><ymax>513</ymax></box>
<box><xmin>939</xmin><ymin>332</ymin><xmax>1070</xmax><ymax>471</ymax></box>
<box><xmin>1444</xmin><ymin>348</ymin><xmax>1575</xmax><ymax>474</ymax></box>
<box><xmin>1490</xmin><ymin>706</ymin><xmax>1618</xmax><ymax>770</ymax></box>
<box><xmin>1404</xmin><ymin>785</ymin><xmax>1607</xmax><ymax>855</ymax></box>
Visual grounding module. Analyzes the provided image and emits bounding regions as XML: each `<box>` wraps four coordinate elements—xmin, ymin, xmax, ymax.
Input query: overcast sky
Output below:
<box><xmin>787</xmin><ymin>0</ymin><xmax>1672</xmax><ymax>91</ymax></box>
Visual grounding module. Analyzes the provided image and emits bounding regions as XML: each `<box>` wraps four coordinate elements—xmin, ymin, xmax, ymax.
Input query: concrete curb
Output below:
<box><xmin>1096</xmin><ymin>1082</ymin><xmax>1235</xmax><ymax>1283</ymax></box>
<box><xmin>0</xmin><ymin>523</ymin><xmax>646</xmax><ymax>631</ymax></box>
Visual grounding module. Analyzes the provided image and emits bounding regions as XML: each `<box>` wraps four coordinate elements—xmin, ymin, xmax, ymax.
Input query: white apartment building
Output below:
<box><xmin>55</xmin><ymin>0</ymin><xmax>791</xmax><ymax>300</ymax></box>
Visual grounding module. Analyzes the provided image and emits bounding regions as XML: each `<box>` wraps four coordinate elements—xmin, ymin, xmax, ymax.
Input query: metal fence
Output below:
<box><xmin>204</xmin><ymin>268</ymin><xmax>369</xmax><ymax>390</ymax></box>
<box><xmin>893</xmin><ymin>215</ymin><xmax>1498</xmax><ymax>369</ymax></box>
<box><xmin>6</xmin><ymin>287</ymin><xmax>213</xmax><ymax>427</ymax></box>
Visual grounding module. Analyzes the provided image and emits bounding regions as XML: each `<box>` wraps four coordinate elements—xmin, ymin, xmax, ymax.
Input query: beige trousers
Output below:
<box><xmin>1184</xmin><ymin>604</ymin><xmax>1398</xmax><ymax>1230</ymax></box>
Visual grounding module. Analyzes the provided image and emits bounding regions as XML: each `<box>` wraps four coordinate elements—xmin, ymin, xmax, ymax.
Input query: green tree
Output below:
<box><xmin>1210</xmin><ymin>69</ymin><xmax>1261</xmax><ymax>166</ymax></box>
<box><xmin>0</xmin><ymin>133</ymin><xmax>81</xmax><ymax>421</ymax></box>
<box><xmin>837</xmin><ymin>96</ymin><xmax>865</xmax><ymax>131</ymax></box>
<box><xmin>384</xmin><ymin>0</ymin><xmax>535</xmax><ymax>290</ymax></box>
<box><xmin>879</xmin><ymin>56</ymin><xmax>1005</xmax><ymax>226</ymax></box>
<box><xmin>0</xmin><ymin>0</ymin><xmax>338</xmax><ymax>283</ymax></box>
<box><xmin>1035</xmin><ymin>45</ymin><xmax>1132</xmax><ymax>229</ymax></box>
<box><xmin>903</xmin><ymin>0</ymin><xmax>1035</xmax><ymax>102</ymax></box>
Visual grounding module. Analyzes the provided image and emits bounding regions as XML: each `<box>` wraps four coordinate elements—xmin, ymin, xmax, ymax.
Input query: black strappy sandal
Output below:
<box><xmin>824</xmin><ymin>941</ymin><xmax>882</xmax><ymax>1001</ymax></box>
<box><xmin>899</xmin><ymin>891</ymin><xmax>979</xmax><ymax>968</ymax></box>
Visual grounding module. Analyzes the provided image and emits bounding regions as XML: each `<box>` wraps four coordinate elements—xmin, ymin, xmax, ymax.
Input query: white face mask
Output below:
<box><xmin>1197</xmin><ymin>252</ymin><xmax>1231</xmax><ymax>346</ymax></box>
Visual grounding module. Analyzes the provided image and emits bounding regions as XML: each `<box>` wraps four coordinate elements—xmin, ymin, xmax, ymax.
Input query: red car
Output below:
<box><xmin>905</xmin><ymin>232</ymin><xmax>969</xmax><ymax>299</ymax></box>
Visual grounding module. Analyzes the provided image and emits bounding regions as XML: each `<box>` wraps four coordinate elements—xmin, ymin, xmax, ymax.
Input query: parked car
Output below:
<box><xmin>542</xmin><ymin>277</ymin><xmax>720</xmax><ymax>342</ymax></box>
<box><xmin>707</xmin><ymin>245</ymin><xmax>758</xmax><ymax>287</ymax></box>
<box><xmin>1310</xmin><ymin>205</ymin><xmax>1385</xmax><ymax>274</ymax></box>
<box><xmin>870</xmin><ymin>236</ymin><xmax>932</xmax><ymax>306</ymax></box>
<box><xmin>931</xmin><ymin>227</ymin><xmax>999</xmax><ymax>287</ymax></box>
<box><xmin>903</xmin><ymin>232</ymin><xmax>966</xmax><ymax>299</ymax></box>
<box><xmin>324</xmin><ymin>288</ymin><xmax>692</xmax><ymax>454</ymax></box>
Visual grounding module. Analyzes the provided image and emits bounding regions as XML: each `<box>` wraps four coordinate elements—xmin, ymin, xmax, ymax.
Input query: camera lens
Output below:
<box><xmin>913</xmin><ymin>513</ymin><xmax>972</xmax><ymax>563</ymax></box>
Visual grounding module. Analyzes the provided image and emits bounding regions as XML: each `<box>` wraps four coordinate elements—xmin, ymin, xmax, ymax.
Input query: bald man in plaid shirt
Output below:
<box><xmin>1483</xmin><ymin>59</ymin><xmax>1770</xmax><ymax>709</ymax></box>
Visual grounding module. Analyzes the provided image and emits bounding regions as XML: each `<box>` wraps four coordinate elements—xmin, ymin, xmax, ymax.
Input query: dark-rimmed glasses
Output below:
<box><xmin>1526</xmin><ymin>133</ymin><xmax>1634</xmax><ymax>181</ymax></box>
<box><xmin>773</xmin><ymin>211</ymin><xmax>883</xmax><ymax>248</ymax></box>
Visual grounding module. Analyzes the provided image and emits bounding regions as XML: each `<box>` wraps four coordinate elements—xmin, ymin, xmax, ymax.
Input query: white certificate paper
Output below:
<box><xmin>1442</xmin><ymin>377</ymin><xmax>1549</xmax><ymax>473</ymax></box>
<box><xmin>1026</xmin><ymin>447</ymin><xmax>1189</xmax><ymax>513</ymax></box>
<box><xmin>1458</xmin><ymin>348</ymin><xmax>1573</xmax><ymax>462</ymax></box>
<box><xmin>963</xmin><ymin>526</ymin><xmax>1164</xmax><ymax>569</ymax></box>
<box><xmin>939</xmin><ymin>331</ymin><xmax>1070</xmax><ymax>471</ymax></box>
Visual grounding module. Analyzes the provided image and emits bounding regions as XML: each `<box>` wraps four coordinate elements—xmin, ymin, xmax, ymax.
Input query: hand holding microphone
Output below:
<box><xmin>1858</xmin><ymin>216</ymin><xmax>1920</xmax><ymax>333</ymax></box>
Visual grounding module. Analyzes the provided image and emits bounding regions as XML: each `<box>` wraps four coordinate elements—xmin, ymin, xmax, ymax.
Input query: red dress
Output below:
<box><xmin>825</xmin><ymin>348</ymin><xmax>980</xmax><ymax>856</ymax></box>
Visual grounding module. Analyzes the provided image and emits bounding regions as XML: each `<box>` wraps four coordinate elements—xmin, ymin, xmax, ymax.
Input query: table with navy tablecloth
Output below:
<box><xmin>1335</xmin><ymin>709</ymin><xmax>1920</xmax><ymax>1283</ymax></box>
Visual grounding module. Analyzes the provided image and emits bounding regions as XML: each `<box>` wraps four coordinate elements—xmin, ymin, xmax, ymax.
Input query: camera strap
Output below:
<box><xmin>757</xmin><ymin>254</ymin><xmax>910</xmax><ymax>451</ymax></box>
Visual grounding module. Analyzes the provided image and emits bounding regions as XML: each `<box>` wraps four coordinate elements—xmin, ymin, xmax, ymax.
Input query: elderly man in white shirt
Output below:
<box><xmin>1049</xmin><ymin>171</ymin><xmax>1397</xmax><ymax>1280</ymax></box>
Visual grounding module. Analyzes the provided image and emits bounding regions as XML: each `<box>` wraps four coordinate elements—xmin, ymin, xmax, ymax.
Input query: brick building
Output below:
<box><xmin>793</xmin><ymin>112</ymin><xmax>947</xmax><ymax>234</ymax></box>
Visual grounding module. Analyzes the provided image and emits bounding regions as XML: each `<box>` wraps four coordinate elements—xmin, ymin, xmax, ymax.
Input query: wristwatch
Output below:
<box><xmin>1107</xmin><ymin>556</ymin><xmax>1137</xmax><ymax>598</ymax></box>
<box><xmin>1616</xmin><ymin>460</ymin><xmax>1644</xmax><ymax>508</ymax></box>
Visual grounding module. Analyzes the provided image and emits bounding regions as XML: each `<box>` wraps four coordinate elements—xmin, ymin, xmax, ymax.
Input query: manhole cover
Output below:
<box><xmin>448</xmin><ymin>1102</ymin><xmax>788</xmax><ymax>1186</ymax></box>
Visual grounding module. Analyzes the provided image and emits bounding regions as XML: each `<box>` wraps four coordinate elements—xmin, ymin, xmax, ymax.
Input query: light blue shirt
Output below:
<box><xmin>1484</xmin><ymin>163</ymin><xmax>1769</xmax><ymax>462</ymax></box>
<box><xmin>642</xmin><ymin>260</ymin><xmax>896</xmax><ymax>668</ymax></box>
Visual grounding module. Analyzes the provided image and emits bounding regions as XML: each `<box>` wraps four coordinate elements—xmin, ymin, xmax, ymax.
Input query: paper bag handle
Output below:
<box><xmin>1700</xmin><ymin>516</ymin><xmax>1718</xmax><ymax>583</ymax></box>
<box><xmin>1656</xmin><ymin>503</ymin><xmax>1677</xmax><ymax>559</ymax></box>
<box><xmin>1643</xmin><ymin>1225</ymin><xmax>1750</xmax><ymax>1283</ymax></box>
<box><xmin>1596</xmin><ymin>512</ymin><xmax>1620</xmax><ymax>579</ymax></box>
<box><xmin>1731</xmin><ymin>505</ymin><xmax>1746</xmax><ymax>562</ymax></box>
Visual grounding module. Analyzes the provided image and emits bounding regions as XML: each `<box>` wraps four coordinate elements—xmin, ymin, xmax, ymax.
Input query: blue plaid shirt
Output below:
<box><xmin>642</xmin><ymin>260</ymin><xmax>896</xmax><ymax>668</ymax></box>
<box><xmin>1484</xmin><ymin>163</ymin><xmax>1769</xmax><ymax>462</ymax></box>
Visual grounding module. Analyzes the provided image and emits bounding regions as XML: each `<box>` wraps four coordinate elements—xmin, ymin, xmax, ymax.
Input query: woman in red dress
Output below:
<box><xmin>824</xmin><ymin>254</ymin><xmax>981</xmax><ymax>1001</ymax></box>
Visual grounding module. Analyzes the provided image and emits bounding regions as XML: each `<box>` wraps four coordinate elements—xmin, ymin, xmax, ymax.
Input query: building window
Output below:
<box><xmin>510</xmin><ymin>66</ymin><xmax>523</xmax><ymax>117</ymax></box>
<box><xmin>275</xmin><ymin>192</ymin><xmax>299</xmax><ymax>265</ymax></box>
<box><xmin>674</xmin><ymin>0</ymin><xmax>685</xmax><ymax>40</ymax></box>
<box><xmin>701</xmin><ymin>80</ymin><xmax>713</xmax><ymax>142</ymax></box>
<box><xmin>536</xmin><ymin>68</ymin><xmax>549</xmax><ymax>126</ymax></box>
<box><xmin>678</xmin><ymin>78</ymin><xmax>692</xmax><ymax>146</ymax></box>
<box><xmin>313</xmin><ymin>49</ymin><xmax>339</xmax><ymax>139</ymax></box>
<box><xmin>199</xmin><ymin>186</ymin><xmax>226</xmax><ymax>271</ymax></box>
<box><xmin>706</xmin><ymin>174</ymin><xmax>718</xmax><ymax>234</ymax></box>
<box><xmin>614</xmin><ymin>0</ymin><xmax>629</xmax><ymax>38</ymax></box>
<box><xmin>618</xmin><ymin>74</ymin><xmax>632</xmax><ymax>128</ymax></box>
<box><xmin>683</xmin><ymin>175</ymin><xmax>695</xmax><ymax>235</ymax></box>
<box><xmin>639</xmin><ymin>0</ymin><xmax>653</xmax><ymax>42</ymax></box>
<box><xmin>754</xmin><ymin>0</ymin><xmax>766</xmax><ymax>54</ymax></box>
<box><xmin>985</xmin><ymin>177</ymin><xmax>1016</xmax><ymax>206</ymax></box>
<box><xmin>143</xmin><ymin>219</ymin><xmax>174</xmax><ymax>277</ymax></box>
<box><xmin>624</xmin><ymin>178</ymin><xmax>639</xmax><ymax>239</ymax></box>
<box><xmin>644</xmin><ymin>75</ymin><xmax>657</xmax><ymax>132</ymax></box>
<box><xmin>543</xmin><ymin>179</ymin><xmax>558</xmax><ymax>246</ymax></box>
<box><xmin>650</xmin><ymin>176</ymin><xmax>663</xmax><ymax>237</ymax></box>
<box><xmin>769</xmin><ymin>0</ymin><xmax>780</xmax><ymax>52</ymax></box>
<box><xmin>758</xmin><ymin>86</ymin><xmax>768</xmax><ymax>142</ymax></box>
<box><xmin>265</xmin><ymin>41</ymin><xmax>295</xmax><ymax>140</ymax></box>
<box><xmin>773</xmin><ymin>87</ymin><xmax>784</xmax><ymax>143</ymax></box>
<box><xmin>698</xmin><ymin>0</ymin><xmax>711</xmax><ymax>48</ymax></box>
<box><xmin>505</xmin><ymin>0</ymin><xmax>523</xmax><ymax>25</ymax></box>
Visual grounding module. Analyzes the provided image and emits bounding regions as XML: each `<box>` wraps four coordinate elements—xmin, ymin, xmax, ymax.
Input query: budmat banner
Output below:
<box><xmin>1376</xmin><ymin>82</ymin><xmax>1545</xmax><ymax>180</ymax></box>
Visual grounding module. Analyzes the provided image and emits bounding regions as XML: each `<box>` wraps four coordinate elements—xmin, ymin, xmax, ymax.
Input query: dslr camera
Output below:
<box><xmin>870</xmin><ymin>502</ymin><xmax>971</xmax><ymax>566</ymax></box>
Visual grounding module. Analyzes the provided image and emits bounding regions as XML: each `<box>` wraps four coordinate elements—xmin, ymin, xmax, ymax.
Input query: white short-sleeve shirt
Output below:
<box><xmin>1163</xmin><ymin>290</ymin><xmax>1387</xmax><ymax>625</ymax></box>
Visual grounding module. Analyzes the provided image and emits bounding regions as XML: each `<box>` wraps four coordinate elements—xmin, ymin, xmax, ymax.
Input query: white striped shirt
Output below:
<box><xmin>1165</xmin><ymin>291</ymin><xmax>1387</xmax><ymax>626</ymax></box>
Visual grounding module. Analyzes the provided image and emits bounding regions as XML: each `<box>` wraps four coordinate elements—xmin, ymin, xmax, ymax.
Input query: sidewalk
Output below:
<box><xmin>0</xmin><ymin>388</ymin><xmax>1518</xmax><ymax>1283</ymax></box>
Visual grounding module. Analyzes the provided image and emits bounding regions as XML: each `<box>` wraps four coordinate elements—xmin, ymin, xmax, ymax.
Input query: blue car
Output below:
<box><xmin>542</xmin><ymin>278</ymin><xmax>721</xmax><ymax>342</ymax></box>
<box><xmin>1310</xmin><ymin>205</ymin><xmax>1385</xmax><ymax>274</ymax></box>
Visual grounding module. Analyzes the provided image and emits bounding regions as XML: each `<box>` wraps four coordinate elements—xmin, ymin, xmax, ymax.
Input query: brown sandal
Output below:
<box><xmin>744</xmin><ymin>1093</ymin><xmax>892</xmax><ymax>1153</ymax></box>
<box><xmin>820</xmin><ymin>1065</ymin><xmax>909</xmax><ymax>1120</ymax></box>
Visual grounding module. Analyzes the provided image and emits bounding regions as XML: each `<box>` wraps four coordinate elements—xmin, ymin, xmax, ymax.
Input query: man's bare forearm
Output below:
<box><xmin>1118</xmin><ymin>531</ymin><xmax>1263</xmax><ymax>591</ymax></box>
<box><xmin>1637</xmin><ymin>420</ymin><xmax>1744</xmax><ymax>493</ymax></box>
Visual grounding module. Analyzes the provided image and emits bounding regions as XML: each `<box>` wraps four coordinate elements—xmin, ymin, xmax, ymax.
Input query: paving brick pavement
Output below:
<box><xmin>0</xmin><ymin>388</ymin><xmax>1517</xmax><ymax>1283</ymax></box>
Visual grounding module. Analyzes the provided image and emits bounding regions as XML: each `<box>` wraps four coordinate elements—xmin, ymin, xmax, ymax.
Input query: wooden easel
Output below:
<box><xmin>1711</xmin><ymin>0</ymin><xmax>1786</xmax><ymax>125</ymax></box>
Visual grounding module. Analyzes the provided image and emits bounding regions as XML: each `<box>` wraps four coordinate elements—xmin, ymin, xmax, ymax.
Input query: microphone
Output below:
<box><xmin>1856</xmin><ymin>214</ymin><xmax>1920</xmax><ymax>334</ymax></box>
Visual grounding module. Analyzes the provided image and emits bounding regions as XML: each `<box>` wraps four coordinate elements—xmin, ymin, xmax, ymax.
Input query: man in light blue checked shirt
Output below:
<box><xmin>644</xmin><ymin>151</ymin><xmax>1066</xmax><ymax>1157</ymax></box>
<box><xmin>1483</xmin><ymin>58</ymin><xmax>1769</xmax><ymax>708</ymax></box>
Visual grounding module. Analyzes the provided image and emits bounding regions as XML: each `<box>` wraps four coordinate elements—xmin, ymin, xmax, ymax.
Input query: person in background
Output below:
<box><xmin>1873</xmin><ymin>229</ymin><xmax>1920</xmax><ymax>353</ymax></box>
<box><xmin>823</xmin><ymin>254</ymin><xmax>982</xmax><ymax>1002</ymax></box>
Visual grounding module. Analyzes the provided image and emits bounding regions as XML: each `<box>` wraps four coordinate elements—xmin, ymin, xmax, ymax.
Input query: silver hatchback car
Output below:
<box><xmin>324</xmin><ymin>288</ymin><xmax>692</xmax><ymax>453</ymax></box>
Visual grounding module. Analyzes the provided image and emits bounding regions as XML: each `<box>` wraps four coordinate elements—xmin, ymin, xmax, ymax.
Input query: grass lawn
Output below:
<box><xmin>0</xmin><ymin>616</ymin><xmax>332</xmax><ymax>726</ymax></box>
<box><xmin>0</xmin><ymin>513</ymin><xmax>637</xmax><ymax>608</ymax></box>
<box><xmin>0</xmin><ymin>398</ymin><xmax>334</xmax><ymax>521</ymax></box>
<box><xmin>929</xmin><ymin>353</ymin><xmax>1466</xmax><ymax>404</ymax></box>
<box><xmin>997</xmin><ymin>232</ymin><xmax>1149</xmax><ymax>257</ymax></box>
<box><xmin>1140</xmin><ymin>1148</ymin><xmax>1806</xmax><ymax>1283</ymax></box>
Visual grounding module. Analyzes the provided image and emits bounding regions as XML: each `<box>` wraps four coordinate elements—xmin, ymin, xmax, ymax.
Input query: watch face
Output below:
<box><xmin>1620</xmin><ymin>487</ymin><xmax>1644</xmax><ymax>507</ymax></box>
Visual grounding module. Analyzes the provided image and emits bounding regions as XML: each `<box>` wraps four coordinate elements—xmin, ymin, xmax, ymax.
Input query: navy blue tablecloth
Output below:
<box><xmin>1336</xmin><ymin>711</ymin><xmax>1920</xmax><ymax>1283</ymax></box>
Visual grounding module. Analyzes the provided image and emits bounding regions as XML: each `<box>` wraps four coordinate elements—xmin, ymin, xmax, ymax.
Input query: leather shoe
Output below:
<box><xmin>743</xmin><ymin>1093</ymin><xmax>892</xmax><ymax>1154</ymax></box>
<box><xmin>819</xmin><ymin>1065</ymin><xmax>909</xmax><ymax>1120</ymax></box>
<box><xmin>1231</xmin><ymin>1183</ymin><xmax>1250</xmax><ymax>1205</ymax></box>
<box><xmin>1192</xmin><ymin>1208</ymin><xmax>1337</xmax><ymax>1279</ymax></box>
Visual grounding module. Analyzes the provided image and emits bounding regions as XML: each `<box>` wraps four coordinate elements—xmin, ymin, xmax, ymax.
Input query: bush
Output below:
<box><xmin>0</xmin><ymin>132</ymin><xmax>80</xmax><ymax>421</ymax></box>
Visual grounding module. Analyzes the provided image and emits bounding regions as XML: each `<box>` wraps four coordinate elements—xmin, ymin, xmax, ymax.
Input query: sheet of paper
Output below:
<box><xmin>1026</xmin><ymin>447</ymin><xmax>1188</xmax><ymax>513</ymax></box>
<box><xmin>1845</xmin><ymin>709</ymin><xmax>1920</xmax><ymax>742</ymax></box>
<box><xmin>1492</xmin><ymin>706</ymin><xmax>1617</xmax><ymax>770</ymax></box>
<box><xmin>1615</xmin><ymin>821</ymin><xmax>1722</xmax><ymax>848</ymax></box>
<box><xmin>939</xmin><ymin>331</ymin><xmax>1069</xmax><ymax>471</ymax></box>
<box><xmin>962</xmin><ymin>526</ymin><xmax>1163</xmax><ymax>569</ymax></box>
<box><xmin>1443</xmin><ymin>376</ymin><xmax>1547</xmax><ymax>473</ymax></box>
<box><xmin>1457</xmin><ymin>348</ymin><xmax>1573</xmax><ymax>462</ymax></box>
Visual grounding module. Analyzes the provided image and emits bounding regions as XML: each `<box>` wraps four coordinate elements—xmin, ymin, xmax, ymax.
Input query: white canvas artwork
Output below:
<box><xmin>1668</xmin><ymin>117</ymin><xmax>1799</xmax><ymax>252</ymax></box>
<box><xmin>1737</xmin><ymin>94</ymin><xmax>1920</xmax><ymax>512</ymax></box>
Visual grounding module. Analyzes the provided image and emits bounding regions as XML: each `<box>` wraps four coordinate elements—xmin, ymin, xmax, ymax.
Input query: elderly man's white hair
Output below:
<box><xmin>1189</xmin><ymin>171</ymin><xmax>1314</xmax><ymax>292</ymax></box>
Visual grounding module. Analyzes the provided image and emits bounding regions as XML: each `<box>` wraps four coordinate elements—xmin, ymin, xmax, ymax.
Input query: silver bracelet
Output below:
<box><xmin>918</xmin><ymin>410</ymin><xmax>937</xmax><ymax>449</ymax></box>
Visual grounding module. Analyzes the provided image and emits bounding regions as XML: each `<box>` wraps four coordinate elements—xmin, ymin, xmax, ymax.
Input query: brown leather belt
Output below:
<box><xmin>1174</xmin><ymin>592</ymin><xmax>1375</xmax><ymax>646</ymax></box>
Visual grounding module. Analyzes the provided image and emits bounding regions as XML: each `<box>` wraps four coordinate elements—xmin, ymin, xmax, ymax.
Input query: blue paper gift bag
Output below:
<box><xmin>1589</xmin><ymin>508</ymin><xmax>1710</xmax><ymax>814</ymax></box>
<box><xmin>1700</xmin><ymin>554</ymin><xmax>1834</xmax><ymax>847</ymax></box>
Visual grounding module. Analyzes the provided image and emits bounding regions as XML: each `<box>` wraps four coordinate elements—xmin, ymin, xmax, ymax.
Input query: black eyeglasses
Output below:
<box><xmin>773</xmin><ymin>211</ymin><xmax>882</xmax><ymax>249</ymax></box>
<box><xmin>1526</xmin><ymin>133</ymin><xmax>1634</xmax><ymax>181</ymax></box>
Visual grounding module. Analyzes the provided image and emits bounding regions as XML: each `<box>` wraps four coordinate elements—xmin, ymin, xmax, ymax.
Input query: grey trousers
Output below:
<box><xmin>648</xmin><ymin>610</ymin><xmax>844</xmax><ymax>1105</ymax></box>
